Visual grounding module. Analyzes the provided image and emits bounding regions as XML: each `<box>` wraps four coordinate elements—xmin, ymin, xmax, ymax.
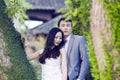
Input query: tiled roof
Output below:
<box><xmin>30</xmin><ymin>16</ymin><xmax>61</xmax><ymax>34</ymax></box>
<box><xmin>26</xmin><ymin>0</ymin><xmax>65</xmax><ymax>10</ymax></box>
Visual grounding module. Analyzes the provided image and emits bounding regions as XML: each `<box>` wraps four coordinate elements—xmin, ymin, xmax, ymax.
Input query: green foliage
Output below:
<box><xmin>86</xmin><ymin>31</ymin><xmax>100</xmax><ymax>80</ymax></box>
<box><xmin>4</xmin><ymin>0</ymin><xmax>32</xmax><ymax>23</ymax></box>
<box><xmin>100</xmin><ymin>0</ymin><xmax>120</xmax><ymax>79</ymax></box>
<box><xmin>100</xmin><ymin>33</ymin><xmax>113</xmax><ymax>80</ymax></box>
<box><xmin>4</xmin><ymin>0</ymin><xmax>32</xmax><ymax>33</ymax></box>
<box><xmin>62</xmin><ymin>0</ymin><xmax>100</xmax><ymax>80</ymax></box>
<box><xmin>0</xmin><ymin>0</ymin><xmax>36</xmax><ymax>79</ymax></box>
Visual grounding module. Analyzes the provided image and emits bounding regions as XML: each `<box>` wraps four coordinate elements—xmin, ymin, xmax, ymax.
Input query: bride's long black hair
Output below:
<box><xmin>39</xmin><ymin>28</ymin><xmax>65</xmax><ymax>64</ymax></box>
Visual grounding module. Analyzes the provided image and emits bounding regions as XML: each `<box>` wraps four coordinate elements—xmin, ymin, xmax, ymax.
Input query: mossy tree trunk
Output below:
<box><xmin>0</xmin><ymin>0</ymin><xmax>36</xmax><ymax>80</ymax></box>
<box><xmin>90</xmin><ymin>0</ymin><xmax>112</xmax><ymax>79</ymax></box>
<box><xmin>90</xmin><ymin>0</ymin><xmax>106</xmax><ymax>70</ymax></box>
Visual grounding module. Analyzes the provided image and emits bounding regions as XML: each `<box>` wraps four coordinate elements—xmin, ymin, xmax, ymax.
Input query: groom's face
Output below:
<box><xmin>59</xmin><ymin>20</ymin><xmax>72</xmax><ymax>38</ymax></box>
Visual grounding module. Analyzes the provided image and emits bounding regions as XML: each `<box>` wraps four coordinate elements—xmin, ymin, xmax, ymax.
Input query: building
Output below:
<box><xmin>25</xmin><ymin>0</ymin><xmax>65</xmax><ymax>39</ymax></box>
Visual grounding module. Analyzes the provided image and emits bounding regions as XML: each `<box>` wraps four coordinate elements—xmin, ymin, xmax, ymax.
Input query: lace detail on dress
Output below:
<box><xmin>41</xmin><ymin>56</ymin><xmax>62</xmax><ymax>80</ymax></box>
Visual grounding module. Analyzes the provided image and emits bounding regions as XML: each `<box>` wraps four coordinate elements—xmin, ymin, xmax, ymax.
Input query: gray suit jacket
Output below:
<box><xmin>67</xmin><ymin>34</ymin><xmax>89</xmax><ymax>80</ymax></box>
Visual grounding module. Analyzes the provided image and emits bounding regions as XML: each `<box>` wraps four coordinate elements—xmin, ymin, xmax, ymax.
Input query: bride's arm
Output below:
<box><xmin>60</xmin><ymin>48</ymin><xmax>67</xmax><ymax>80</ymax></box>
<box><xmin>27</xmin><ymin>49</ymin><xmax>43</xmax><ymax>60</ymax></box>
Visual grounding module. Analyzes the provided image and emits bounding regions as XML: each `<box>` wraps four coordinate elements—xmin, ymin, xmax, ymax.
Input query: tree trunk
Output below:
<box><xmin>90</xmin><ymin>0</ymin><xmax>111</xmax><ymax>77</ymax></box>
<box><xmin>0</xmin><ymin>0</ymin><xmax>36</xmax><ymax>80</ymax></box>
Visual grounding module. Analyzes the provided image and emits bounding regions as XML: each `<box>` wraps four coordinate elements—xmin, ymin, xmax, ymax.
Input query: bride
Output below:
<box><xmin>27</xmin><ymin>28</ymin><xmax>67</xmax><ymax>80</ymax></box>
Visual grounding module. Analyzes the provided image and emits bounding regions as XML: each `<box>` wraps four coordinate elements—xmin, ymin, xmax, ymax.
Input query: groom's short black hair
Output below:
<box><xmin>58</xmin><ymin>17</ymin><xmax>72</xmax><ymax>27</ymax></box>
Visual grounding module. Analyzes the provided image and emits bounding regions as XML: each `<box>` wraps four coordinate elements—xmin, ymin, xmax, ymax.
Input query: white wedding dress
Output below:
<box><xmin>41</xmin><ymin>56</ymin><xmax>62</xmax><ymax>80</ymax></box>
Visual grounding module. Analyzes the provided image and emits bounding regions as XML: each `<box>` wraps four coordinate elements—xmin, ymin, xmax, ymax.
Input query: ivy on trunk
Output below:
<box><xmin>0</xmin><ymin>0</ymin><xmax>36</xmax><ymax>79</ymax></box>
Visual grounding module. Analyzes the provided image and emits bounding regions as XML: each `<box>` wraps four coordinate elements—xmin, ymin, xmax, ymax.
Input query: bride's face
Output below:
<box><xmin>54</xmin><ymin>32</ymin><xmax>62</xmax><ymax>46</ymax></box>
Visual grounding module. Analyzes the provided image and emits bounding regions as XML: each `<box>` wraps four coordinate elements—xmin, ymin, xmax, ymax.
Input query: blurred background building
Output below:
<box><xmin>26</xmin><ymin>0</ymin><xmax>65</xmax><ymax>39</ymax></box>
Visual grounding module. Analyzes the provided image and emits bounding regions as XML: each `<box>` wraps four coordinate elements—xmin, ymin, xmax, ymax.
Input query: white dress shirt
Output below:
<box><xmin>64</xmin><ymin>34</ymin><xmax>71</xmax><ymax>53</ymax></box>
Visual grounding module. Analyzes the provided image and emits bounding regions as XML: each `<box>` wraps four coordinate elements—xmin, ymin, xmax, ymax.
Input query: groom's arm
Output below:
<box><xmin>78</xmin><ymin>36</ymin><xmax>89</xmax><ymax>80</ymax></box>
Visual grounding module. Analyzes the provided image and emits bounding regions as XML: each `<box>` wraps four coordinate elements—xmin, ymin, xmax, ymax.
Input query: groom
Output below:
<box><xmin>58</xmin><ymin>17</ymin><xmax>89</xmax><ymax>80</ymax></box>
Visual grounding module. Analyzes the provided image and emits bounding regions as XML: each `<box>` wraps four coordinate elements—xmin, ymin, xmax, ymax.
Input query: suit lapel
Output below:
<box><xmin>67</xmin><ymin>34</ymin><xmax>75</xmax><ymax>57</ymax></box>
